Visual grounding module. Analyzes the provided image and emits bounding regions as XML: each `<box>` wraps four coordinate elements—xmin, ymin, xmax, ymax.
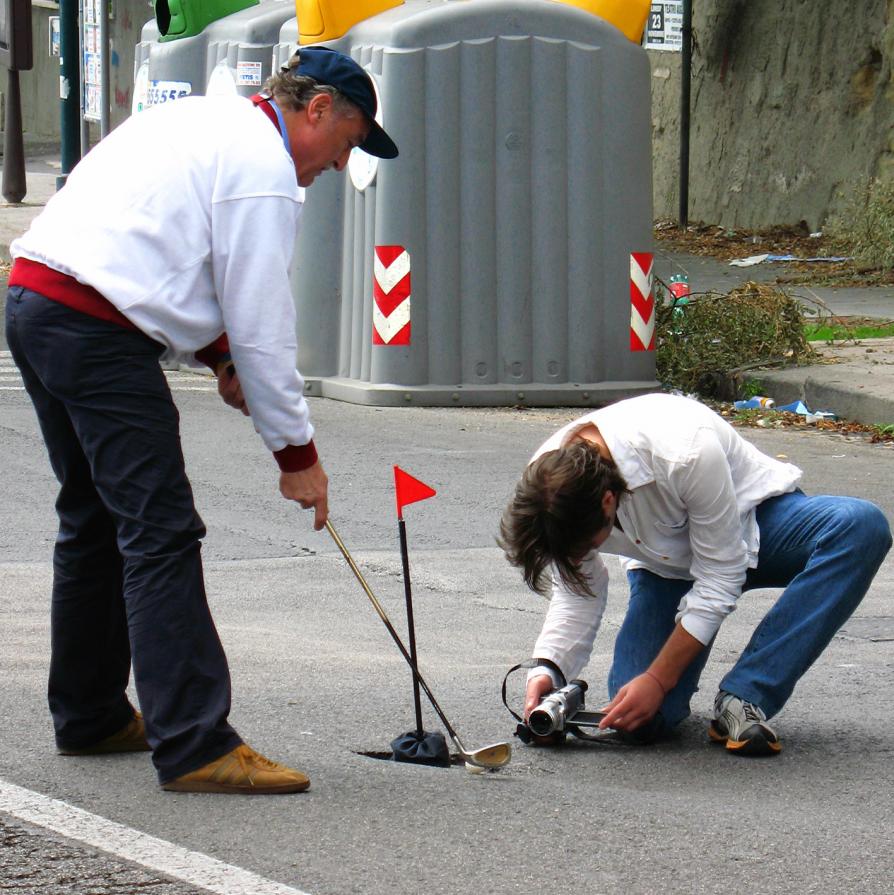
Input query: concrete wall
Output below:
<box><xmin>6</xmin><ymin>0</ymin><xmax>894</xmax><ymax>232</ymax></box>
<box><xmin>649</xmin><ymin>0</ymin><xmax>894</xmax><ymax>230</ymax></box>
<box><xmin>2</xmin><ymin>0</ymin><xmax>147</xmax><ymax>146</ymax></box>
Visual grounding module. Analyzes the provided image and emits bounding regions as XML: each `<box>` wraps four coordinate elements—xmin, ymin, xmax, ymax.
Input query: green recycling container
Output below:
<box><xmin>154</xmin><ymin>0</ymin><xmax>258</xmax><ymax>41</ymax></box>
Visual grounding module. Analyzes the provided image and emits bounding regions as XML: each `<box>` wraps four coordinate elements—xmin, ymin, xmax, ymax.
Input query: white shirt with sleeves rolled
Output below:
<box><xmin>528</xmin><ymin>393</ymin><xmax>802</xmax><ymax>684</ymax></box>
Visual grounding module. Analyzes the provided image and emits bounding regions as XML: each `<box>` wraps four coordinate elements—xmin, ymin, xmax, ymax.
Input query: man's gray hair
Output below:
<box><xmin>263</xmin><ymin>53</ymin><xmax>359</xmax><ymax>116</ymax></box>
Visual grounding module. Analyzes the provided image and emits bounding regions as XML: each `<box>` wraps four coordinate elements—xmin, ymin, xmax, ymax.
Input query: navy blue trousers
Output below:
<box><xmin>6</xmin><ymin>287</ymin><xmax>241</xmax><ymax>783</ymax></box>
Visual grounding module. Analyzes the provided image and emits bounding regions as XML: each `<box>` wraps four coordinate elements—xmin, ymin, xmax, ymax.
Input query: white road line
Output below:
<box><xmin>0</xmin><ymin>385</ymin><xmax>217</xmax><ymax>392</ymax></box>
<box><xmin>0</xmin><ymin>352</ymin><xmax>216</xmax><ymax>392</ymax></box>
<box><xmin>168</xmin><ymin>386</ymin><xmax>218</xmax><ymax>391</ymax></box>
<box><xmin>0</xmin><ymin>778</ymin><xmax>313</xmax><ymax>895</ymax></box>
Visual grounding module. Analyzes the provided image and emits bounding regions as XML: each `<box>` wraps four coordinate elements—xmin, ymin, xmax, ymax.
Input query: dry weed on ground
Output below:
<box><xmin>655</xmin><ymin>280</ymin><xmax>814</xmax><ymax>396</ymax></box>
<box><xmin>710</xmin><ymin>403</ymin><xmax>894</xmax><ymax>445</ymax></box>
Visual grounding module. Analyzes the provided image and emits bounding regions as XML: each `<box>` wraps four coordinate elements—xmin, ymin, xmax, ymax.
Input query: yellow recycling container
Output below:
<box><xmin>298</xmin><ymin>0</ymin><xmax>403</xmax><ymax>44</ymax></box>
<box><xmin>559</xmin><ymin>0</ymin><xmax>650</xmax><ymax>43</ymax></box>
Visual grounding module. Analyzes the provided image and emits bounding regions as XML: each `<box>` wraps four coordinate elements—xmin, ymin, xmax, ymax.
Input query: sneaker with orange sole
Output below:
<box><xmin>161</xmin><ymin>744</ymin><xmax>310</xmax><ymax>794</ymax></box>
<box><xmin>709</xmin><ymin>692</ymin><xmax>782</xmax><ymax>757</ymax></box>
<box><xmin>58</xmin><ymin>711</ymin><xmax>151</xmax><ymax>755</ymax></box>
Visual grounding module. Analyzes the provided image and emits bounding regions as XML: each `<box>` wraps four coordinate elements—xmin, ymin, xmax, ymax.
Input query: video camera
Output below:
<box><xmin>503</xmin><ymin>671</ymin><xmax>607</xmax><ymax>744</ymax></box>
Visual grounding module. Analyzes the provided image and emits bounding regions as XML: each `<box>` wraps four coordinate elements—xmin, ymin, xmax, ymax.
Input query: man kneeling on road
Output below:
<box><xmin>499</xmin><ymin>393</ymin><xmax>891</xmax><ymax>756</ymax></box>
<box><xmin>6</xmin><ymin>48</ymin><xmax>398</xmax><ymax>793</ymax></box>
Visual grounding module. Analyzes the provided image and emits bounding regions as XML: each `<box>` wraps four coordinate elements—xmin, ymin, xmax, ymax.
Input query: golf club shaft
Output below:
<box><xmin>325</xmin><ymin>520</ymin><xmax>461</xmax><ymax>744</ymax></box>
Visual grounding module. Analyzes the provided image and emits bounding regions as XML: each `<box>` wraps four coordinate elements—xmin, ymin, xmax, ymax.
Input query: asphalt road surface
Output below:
<box><xmin>1</xmin><ymin>362</ymin><xmax>892</xmax><ymax>895</ymax></box>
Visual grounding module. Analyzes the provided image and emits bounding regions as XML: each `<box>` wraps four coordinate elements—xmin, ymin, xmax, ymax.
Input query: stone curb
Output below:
<box><xmin>745</xmin><ymin>337</ymin><xmax>894</xmax><ymax>427</ymax></box>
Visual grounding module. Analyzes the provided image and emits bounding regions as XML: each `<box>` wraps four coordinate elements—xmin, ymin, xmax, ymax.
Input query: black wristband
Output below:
<box><xmin>532</xmin><ymin>657</ymin><xmax>567</xmax><ymax>688</ymax></box>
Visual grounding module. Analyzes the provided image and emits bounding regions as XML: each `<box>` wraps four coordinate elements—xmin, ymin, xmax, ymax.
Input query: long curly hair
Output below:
<box><xmin>498</xmin><ymin>441</ymin><xmax>628</xmax><ymax>597</ymax></box>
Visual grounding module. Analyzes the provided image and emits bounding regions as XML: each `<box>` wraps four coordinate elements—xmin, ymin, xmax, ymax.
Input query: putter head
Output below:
<box><xmin>465</xmin><ymin>741</ymin><xmax>512</xmax><ymax>769</ymax></box>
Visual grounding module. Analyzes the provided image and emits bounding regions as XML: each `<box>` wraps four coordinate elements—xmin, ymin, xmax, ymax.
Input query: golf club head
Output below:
<box><xmin>463</xmin><ymin>741</ymin><xmax>512</xmax><ymax>769</ymax></box>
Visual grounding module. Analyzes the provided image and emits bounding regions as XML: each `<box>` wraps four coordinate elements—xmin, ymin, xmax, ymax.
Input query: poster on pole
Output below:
<box><xmin>48</xmin><ymin>15</ymin><xmax>60</xmax><ymax>57</ymax></box>
<box><xmin>82</xmin><ymin>0</ymin><xmax>102</xmax><ymax>120</ymax></box>
<box><xmin>644</xmin><ymin>2</ymin><xmax>684</xmax><ymax>52</ymax></box>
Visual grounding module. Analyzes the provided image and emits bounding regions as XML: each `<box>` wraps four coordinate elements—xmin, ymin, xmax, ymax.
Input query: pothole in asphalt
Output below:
<box><xmin>356</xmin><ymin>749</ymin><xmax>466</xmax><ymax>768</ymax></box>
<box><xmin>355</xmin><ymin>750</ymin><xmax>558</xmax><ymax>777</ymax></box>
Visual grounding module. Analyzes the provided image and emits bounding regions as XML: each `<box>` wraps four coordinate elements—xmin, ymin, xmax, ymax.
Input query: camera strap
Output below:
<box><xmin>501</xmin><ymin>659</ymin><xmax>566</xmax><ymax>723</ymax></box>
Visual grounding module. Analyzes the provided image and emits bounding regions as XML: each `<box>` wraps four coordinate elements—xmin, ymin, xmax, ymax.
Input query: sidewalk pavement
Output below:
<box><xmin>3</xmin><ymin>155</ymin><xmax>894</xmax><ymax>426</ymax></box>
<box><xmin>0</xmin><ymin>161</ymin><xmax>58</xmax><ymax>265</ymax></box>
<box><xmin>653</xmin><ymin>248</ymin><xmax>894</xmax><ymax>426</ymax></box>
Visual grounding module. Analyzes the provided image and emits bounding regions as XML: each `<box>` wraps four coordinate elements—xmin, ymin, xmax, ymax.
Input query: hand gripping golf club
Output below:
<box><xmin>325</xmin><ymin>520</ymin><xmax>511</xmax><ymax>770</ymax></box>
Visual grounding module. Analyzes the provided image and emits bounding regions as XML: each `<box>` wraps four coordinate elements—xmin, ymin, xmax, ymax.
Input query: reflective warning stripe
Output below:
<box><xmin>373</xmin><ymin>246</ymin><xmax>411</xmax><ymax>346</ymax></box>
<box><xmin>630</xmin><ymin>252</ymin><xmax>655</xmax><ymax>352</ymax></box>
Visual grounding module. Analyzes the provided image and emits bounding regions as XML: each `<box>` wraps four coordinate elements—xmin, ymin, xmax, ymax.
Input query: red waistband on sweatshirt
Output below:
<box><xmin>12</xmin><ymin>257</ymin><xmax>319</xmax><ymax>473</ymax></box>
<box><xmin>9</xmin><ymin>258</ymin><xmax>137</xmax><ymax>331</ymax></box>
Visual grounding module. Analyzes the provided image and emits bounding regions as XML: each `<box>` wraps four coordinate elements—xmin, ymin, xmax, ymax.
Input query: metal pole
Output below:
<box><xmin>78</xmin><ymin>0</ymin><xmax>89</xmax><ymax>155</ymax></box>
<box><xmin>679</xmin><ymin>0</ymin><xmax>692</xmax><ymax>228</ymax></box>
<box><xmin>99</xmin><ymin>0</ymin><xmax>110</xmax><ymax>136</ymax></box>
<box><xmin>397</xmin><ymin>518</ymin><xmax>424</xmax><ymax>735</ymax></box>
<box><xmin>58</xmin><ymin>0</ymin><xmax>82</xmax><ymax>188</ymax></box>
<box><xmin>2</xmin><ymin>68</ymin><xmax>27</xmax><ymax>203</ymax></box>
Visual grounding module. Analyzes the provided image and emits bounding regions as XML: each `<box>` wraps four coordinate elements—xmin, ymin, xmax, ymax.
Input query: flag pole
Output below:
<box><xmin>393</xmin><ymin>466</ymin><xmax>437</xmax><ymax>741</ymax></box>
<box><xmin>397</xmin><ymin>511</ymin><xmax>424</xmax><ymax>736</ymax></box>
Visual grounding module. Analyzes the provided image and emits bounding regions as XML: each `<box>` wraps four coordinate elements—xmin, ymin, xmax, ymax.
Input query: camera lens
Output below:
<box><xmin>528</xmin><ymin>708</ymin><xmax>556</xmax><ymax>737</ymax></box>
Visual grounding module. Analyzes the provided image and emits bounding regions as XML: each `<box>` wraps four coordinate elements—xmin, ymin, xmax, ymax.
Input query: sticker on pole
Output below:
<box><xmin>630</xmin><ymin>252</ymin><xmax>655</xmax><ymax>352</ymax></box>
<box><xmin>236</xmin><ymin>60</ymin><xmax>262</xmax><ymax>87</ymax></box>
<box><xmin>644</xmin><ymin>2</ymin><xmax>684</xmax><ymax>52</ymax></box>
<box><xmin>373</xmin><ymin>246</ymin><xmax>411</xmax><ymax>346</ymax></box>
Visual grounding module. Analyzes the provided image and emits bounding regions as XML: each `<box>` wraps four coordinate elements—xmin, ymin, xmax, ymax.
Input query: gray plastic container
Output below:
<box><xmin>279</xmin><ymin>0</ymin><xmax>657</xmax><ymax>406</ymax></box>
<box><xmin>133</xmin><ymin>0</ymin><xmax>296</xmax><ymax>109</ymax></box>
<box><xmin>133</xmin><ymin>0</ymin><xmax>657</xmax><ymax>406</ymax></box>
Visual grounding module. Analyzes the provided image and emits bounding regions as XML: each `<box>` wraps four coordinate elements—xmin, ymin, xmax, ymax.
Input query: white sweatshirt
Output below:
<box><xmin>529</xmin><ymin>393</ymin><xmax>802</xmax><ymax>683</ymax></box>
<box><xmin>11</xmin><ymin>95</ymin><xmax>312</xmax><ymax>455</ymax></box>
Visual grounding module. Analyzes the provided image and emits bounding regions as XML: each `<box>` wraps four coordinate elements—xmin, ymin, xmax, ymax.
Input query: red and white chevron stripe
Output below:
<box><xmin>630</xmin><ymin>252</ymin><xmax>655</xmax><ymax>352</ymax></box>
<box><xmin>373</xmin><ymin>245</ymin><xmax>411</xmax><ymax>345</ymax></box>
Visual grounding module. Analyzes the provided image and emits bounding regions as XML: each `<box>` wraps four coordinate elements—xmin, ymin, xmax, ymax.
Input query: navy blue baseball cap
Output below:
<box><xmin>288</xmin><ymin>46</ymin><xmax>398</xmax><ymax>159</ymax></box>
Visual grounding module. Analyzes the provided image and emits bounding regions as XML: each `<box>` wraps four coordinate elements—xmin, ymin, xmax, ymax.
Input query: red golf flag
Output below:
<box><xmin>394</xmin><ymin>466</ymin><xmax>436</xmax><ymax>519</ymax></box>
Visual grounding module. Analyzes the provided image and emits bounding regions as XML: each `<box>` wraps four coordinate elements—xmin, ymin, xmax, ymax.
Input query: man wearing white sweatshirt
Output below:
<box><xmin>499</xmin><ymin>393</ymin><xmax>890</xmax><ymax>756</ymax></box>
<box><xmin>5</xmin><ymin>47</ymin><xmax>398</xmax><ymax>793</ymax></box>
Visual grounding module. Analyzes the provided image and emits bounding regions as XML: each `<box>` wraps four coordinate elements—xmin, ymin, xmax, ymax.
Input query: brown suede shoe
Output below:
<box><xmin>58</xmin><ymin>711</ymin><xmax>151</xmax><ymax>755</ymax></box>
<box><xmin>161</xmin><ymin>744</ymin><xmax>310</xmax><ymax>794</ymax></box>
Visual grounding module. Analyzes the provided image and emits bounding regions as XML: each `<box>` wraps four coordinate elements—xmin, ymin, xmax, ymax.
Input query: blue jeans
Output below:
<box><xmin>607</xmin><ymin>489</ymin><xmax>891</xmax><ymax>732</ymax></box>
